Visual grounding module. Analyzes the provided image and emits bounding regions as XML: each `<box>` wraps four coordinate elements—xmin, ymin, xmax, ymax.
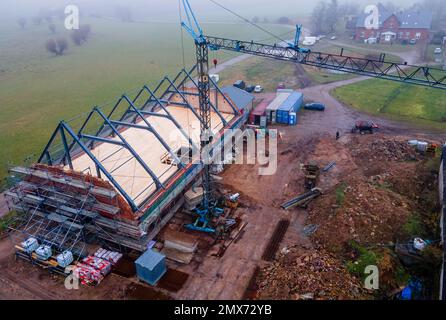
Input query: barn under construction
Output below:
<box><xmin>4</xmin><ymin>66</ymin><xmax>252</xmax><ymax>261</ymax></box>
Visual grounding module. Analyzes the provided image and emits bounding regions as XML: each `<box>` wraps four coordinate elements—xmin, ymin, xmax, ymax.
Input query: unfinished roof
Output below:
<box><xmin>220</xmin><ymin>86</ymin><xmax>254</xmax><ymax>111</ymax></box>
<box><xmin>37</xmin><ymin>67</ymin><xmax>240</xmax><ymax>213</ymax></box>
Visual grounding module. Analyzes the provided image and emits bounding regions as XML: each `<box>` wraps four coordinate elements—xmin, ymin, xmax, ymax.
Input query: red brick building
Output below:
<box><xmin>355</xmin><ymin>4</ymin><xmax>433</xmax><ymax>43</ymax></box>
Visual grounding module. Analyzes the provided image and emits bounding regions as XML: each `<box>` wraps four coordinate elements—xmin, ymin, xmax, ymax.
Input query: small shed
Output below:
<box><xmin>249</xmin><ymin>101</ymin><xmax>269</xmax><ymax>125</ymax></box>
<box><xmin>135</xmin><ymin>250</ymin><xmax>167</xmax><ymax>285</ymax></box>
<box><xmin>266</xmin><ymin>92</ymin><xmax>291</xmax><ymax>123</ymax></box>
<box><xmin>221</xmin><ymin>86</ymin><xmax>254</xmax><ymax>113</ymax></box>
<box><xmin>276</xmin><ymin>92</ymin><xmax>304</xmax><ymax>125</ymax></box>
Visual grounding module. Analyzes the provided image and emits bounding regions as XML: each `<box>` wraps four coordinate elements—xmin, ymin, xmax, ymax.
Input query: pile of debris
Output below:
<box><xmin>308</xmin><ymin>177</ymin><xmax>412</xmax><ymax>250</ymax></box>
<box><xmin>256</xmin><ymin>246</ymin><xmax>365</xmax><ymax>300</ymax></box>
<box><xmin>349</xmin><ymin>137</ymin><xmax>421</xmax><ymax>162</ymax></box>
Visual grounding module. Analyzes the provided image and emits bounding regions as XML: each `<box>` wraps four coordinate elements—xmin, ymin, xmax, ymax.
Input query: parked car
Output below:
<box><xmin>351</xmin><ymin>120</ymin><xmax>379</xmax><ymax>134</ymax></box>
<box><xmin>434</xmin><ymin>47</ymin><xmax>442</xmax><ymax>54</ymax></box>
<box><xmin>277</xmin><ymin>82</ymin><xmax>286</xmax><ymax>89</ymax></box>
<box><xmin>330</xmin><ymin>36</ymin><xmax>337</xmax><ymax>40</ymax></box>
<box><xmin>304</xmin><ymin>103</ymin><xmax>325</xmax><ymax>111</ymax></box>
<box><xmin>254</xmin><ymin>85</ymin><xmax>263</xmax><ymax>93</ymax></box>
<box><xmin>245</xmin><ymin>85</ymin><xmax>255</xmax><ymax>93</ymax></box>
<box><xmin>233</xmin><ymin>80</ymin><xmax>246</xmax><ymax>90</ymax></box>
<box><xmin>409</xmin><ymin>39</ymin><xmax>417</xmax><ymax>45</ymax></box>
<box><xmin>364</xmin><ymin>37</ymin><xmax>377</xmax><ymax>44</ymax></box>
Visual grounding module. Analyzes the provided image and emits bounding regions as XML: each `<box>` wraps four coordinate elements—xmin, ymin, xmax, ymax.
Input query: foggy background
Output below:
<box><xmin>0</xmin><ymin>0</ymin><xmax>422</xmax><ymax>23</ymax></box>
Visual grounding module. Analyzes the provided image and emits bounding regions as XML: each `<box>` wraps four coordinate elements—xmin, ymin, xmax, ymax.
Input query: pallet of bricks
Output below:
<box><xmin>74</xmin><ymin>248</ymin><xmax>123</xmax><ymax>285</ymax></box>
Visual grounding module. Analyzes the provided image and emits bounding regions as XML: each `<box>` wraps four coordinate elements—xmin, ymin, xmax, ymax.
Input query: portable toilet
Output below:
<box><xmin>135</xmin><ymin>250</ymin><xmax>167</xmax><ymax>285</ymax></box>
<box><xmin>289</xmin><ymin>112</ymin><xmax>297</xmax><ymax>125</ymax></box>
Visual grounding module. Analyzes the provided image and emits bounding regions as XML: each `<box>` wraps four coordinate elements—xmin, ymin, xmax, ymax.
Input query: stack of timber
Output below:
<box><xmin>161</xmin><ymin>229</ymin><xmax>198</xmax><ymax>264</ymax></box>
<box><xmin>184</xmin><ymin>186</ymin><xmax>204</xmax><ymax>210</ymax></box>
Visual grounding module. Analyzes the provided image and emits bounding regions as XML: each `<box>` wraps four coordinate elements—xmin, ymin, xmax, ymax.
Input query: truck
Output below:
<box><xmin>351</xmin><ymin>120</ymin><xmax>379</xmax><ymax>134</ymax></box>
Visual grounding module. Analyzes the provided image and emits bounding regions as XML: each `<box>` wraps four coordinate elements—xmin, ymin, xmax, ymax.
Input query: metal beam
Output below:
<box><xmin>204</xmin><ymin>36</ymin><xmax>446</xmax><ymax>90</ymax></box>
<box><xmin>179</xmin><ymin>68</ymin><xmax>232</xmax><ymax>122</ymax></box>
<box><xmin>93</xmin><ymin>107</ymin><xmax>164</xmax><ymax>190</ymax></box>
<box><xmin>163</xmin><ymin>77</ymin><xmax>206</xmax><ymax>127</ymax></box>
<box><xmin>60</xmin><ymin>128</ymin><xmax>73</xmax><ymax>170</ymax></box>
<box><xmin>60</xmin><ymin>122</ymin><xmax>138</xmax><ymax>211</ymax></box>
<box><xmin>38</xmin><ymin>123</ymin><xmax>62</xmax><ymax>163</ymax></box>
<box><xmin>120</xmin><ymin>95</ymin><xmax>184</xmax><ymax>168</ymax></box>
<box><xmin>79</xmin><ymin>134</ymin><xmax>126</xmax><ymax>147</ymax></box>
<box><xmin>140</xmin><ymin>85</ymin><xmax>197</xmax><ymax>150</ymax></box>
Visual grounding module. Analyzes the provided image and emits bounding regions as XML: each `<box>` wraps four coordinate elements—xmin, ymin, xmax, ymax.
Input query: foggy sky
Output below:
<box><xmin>0</xmin><ymin>0</ymin><xmax>421</xmax><ymax>22</ymax></box>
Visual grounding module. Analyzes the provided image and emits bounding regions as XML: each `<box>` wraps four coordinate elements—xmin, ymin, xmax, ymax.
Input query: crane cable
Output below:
<box><xmin>178</xmin><ymin>0</ymin><xmax>187</xmax><ymax>71</ymax></box>
<box><xmin>178</xmin><ymin>0</ymin><xmax>192</xmax><ymax>145</ymax></box>
<box><xmin>207</xmin><ymin>0</ymin><xmax>288</xmax><ymax>44</ymax></box>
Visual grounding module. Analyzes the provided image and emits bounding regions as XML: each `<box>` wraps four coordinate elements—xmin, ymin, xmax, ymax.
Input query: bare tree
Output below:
<box><xmin>46</xmin><ymin>38</ymin><xmax>68</xmax><ymax>56</ymax></box>
<box><xmin>71</xmin><ymin>25</ymin><xmax>91</xmax><ymax>46</ymax></box>
<box><xmin>422</xmin><ymin>0</ymin><xmax>446</xmax><ymax>29</ymax></box>
<box><xmin>56</xmin><ymin>38</ymin><xmax>68</xmax><ymax>55</ymax></box>
<box><xmin>312</xmin><ymin>2</ymin><xmax>327</xmax><ymax>34</ymax></box>
<box><xmin>17</xmin><ymin>17</ymin><xmax>27</xmax><ymax>29</ymax></box>
<box><xmin>326</xmin><ymin>0</ymin><xmax>339</xmax><ymax>33</ymax></box>
<box><xmin>48</xmin><ymin>23</ymin><xmax>56</xmax><ymax>34</ymax></box>
<box><xmin>252</xmin><ymin>16</ymin><xmax>260</xmax><ymax>24</ymax></box>
<box><xmin>32</xmin><ymin>16</ymin><xmax>43</xmax><ymax>26</ymax></box>
<box><xmin>45</xmin><ymin>39</ymin><xmax>58</xmax><ymax>55</ymax></box>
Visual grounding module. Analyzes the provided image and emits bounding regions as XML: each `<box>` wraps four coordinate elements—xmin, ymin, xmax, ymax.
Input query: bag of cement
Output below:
<box><xmin>21</xmin><ymin>237</ymin><xmax>39</xmax><ymax>254</ymax></box>
<box><xmin>35</xmin><ymin>245</ymin><xmax>52</xmax><ymax>261</ymax></box>
<box><xmin>57</xmin><ymin>251</ymin><xmax>74</xmax><ymax>268</ymax></box>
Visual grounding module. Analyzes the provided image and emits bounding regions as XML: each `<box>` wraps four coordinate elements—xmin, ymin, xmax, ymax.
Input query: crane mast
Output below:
<box><xmin>196</xmin><ymin>42</ymin><xmax>212</xmax><ymax>211</ymax></box>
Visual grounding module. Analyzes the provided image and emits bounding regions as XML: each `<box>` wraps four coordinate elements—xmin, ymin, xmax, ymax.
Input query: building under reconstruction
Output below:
<box><xmin>5</xmin><ymin>67</ymin><xmax>253</xmax><ymax>261</ymax></box>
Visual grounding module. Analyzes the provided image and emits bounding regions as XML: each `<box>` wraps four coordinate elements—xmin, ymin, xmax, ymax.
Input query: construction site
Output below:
<box><xmin>1</xmin><ymin>0</ymin><xmax>446</xmax><ymax>301</ymax></box>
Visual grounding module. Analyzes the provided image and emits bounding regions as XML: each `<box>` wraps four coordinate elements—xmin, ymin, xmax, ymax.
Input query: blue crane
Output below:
<box><xmin>179</xmin><ymin>0</ymin><xmax>446</xmax><ymax>233</ymax></box>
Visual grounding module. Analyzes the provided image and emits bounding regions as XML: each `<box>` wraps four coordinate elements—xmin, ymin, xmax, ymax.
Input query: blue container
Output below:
<box><xmin>276</xmin><ymin>92</ymin><xmax>303</xmax><ymax>124</ymax></box>
<box><xmin>135</xmin><ymin>250</ymin><xmax>167</xmax><ymax>285</ymax></box>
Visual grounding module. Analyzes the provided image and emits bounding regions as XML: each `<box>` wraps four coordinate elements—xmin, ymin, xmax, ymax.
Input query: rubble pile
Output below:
<box><xmin>349</xmin><ymin>138</ymin><xmax>420</xmax><ymax>162</ymax></box>
<box><xmin>256</xmin><ymin>246</ymin><xmax>365</xmax><ymax>300</ymax></box>
<box><xmin>308</xmin><ymin>176</ymin><xmax>412</xmax><ymax>251</ymax></box>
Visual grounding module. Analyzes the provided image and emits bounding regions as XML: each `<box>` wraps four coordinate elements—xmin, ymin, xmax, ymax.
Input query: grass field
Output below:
<box><xmin>0</xmin><ymin>17</ymin><xmax>291</xmax><ymax>187</ymax></box>
<box><xmin>332</xmin><ymin>77</ymin><xmax>446</xmax><ymax>132</ymax></box>
<box><xmin>218</xmin><ymin>57</ymin><xmax>300</xmax><ymax>92</ymax></box>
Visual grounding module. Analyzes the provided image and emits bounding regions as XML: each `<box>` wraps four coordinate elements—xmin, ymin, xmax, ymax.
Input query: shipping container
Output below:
<box><xmin>248</xmin><ymin>101</ymin><xmax>269</xmax><ymax>125</ymax></box>
<box><xmin>276</xmin><ymin>92</ymin><xmax>303</xmax><ymax>124</ymax></box>
<box><xmin>265</xmin><ymin>92</ymin><xmax>291</xmax><ymax>123</ymax></box>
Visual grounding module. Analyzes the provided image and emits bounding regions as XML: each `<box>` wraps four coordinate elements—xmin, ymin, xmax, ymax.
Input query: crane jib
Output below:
<box><xmin>204</xmin><ymin>36</ymin><xmax>446</xmax><ymax>90</ymax></box>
